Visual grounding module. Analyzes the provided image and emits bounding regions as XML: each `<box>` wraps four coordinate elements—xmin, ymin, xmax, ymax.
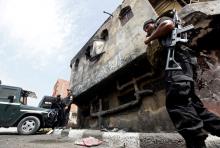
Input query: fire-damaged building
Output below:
<box><xmin>69</xmin><ymin>0</ymin><xmax>220</xmax><ymax>132</ymax></box>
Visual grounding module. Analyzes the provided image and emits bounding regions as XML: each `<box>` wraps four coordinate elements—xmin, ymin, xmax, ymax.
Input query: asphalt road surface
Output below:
<box><xmin>0</xmin><ymin>128</ymin><xmax>108</xmax><ymax>148</ymax></box>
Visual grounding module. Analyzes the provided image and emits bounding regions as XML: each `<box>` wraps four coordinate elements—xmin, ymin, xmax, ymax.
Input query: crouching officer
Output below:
<box><xmin>143</xmin><ymin>10</ymin><xmax>220</xmax><ymax>148</ymax></box>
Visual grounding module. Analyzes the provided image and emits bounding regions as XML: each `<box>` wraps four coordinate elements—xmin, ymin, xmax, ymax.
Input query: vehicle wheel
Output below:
<box><xmin>17</xmin><ymin>116</ymin><xmax>41</xmax><ymax>135</ymax></box>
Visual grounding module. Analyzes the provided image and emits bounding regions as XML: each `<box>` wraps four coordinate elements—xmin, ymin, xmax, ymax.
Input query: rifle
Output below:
<box><xmin>165</xmin><ymin>9</ymin><xmax>194</xmax><ymax>70</ymax></box>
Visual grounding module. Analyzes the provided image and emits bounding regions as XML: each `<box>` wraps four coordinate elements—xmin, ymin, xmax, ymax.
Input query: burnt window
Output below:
<box><xmin>74</xmin><ymin>58</ymin><xmax>80</xmax><ymax>70</ymax></box>
<box><xmin>118</xmin><ymin>90</ymin><xmax>136</xmax><ymax>105</ymax></box>
<box><xmin>91</xmin><ymin>99</ymin><xmax>99</xmax><ymax>113</ymax></box>
<box><xmin>85</xmin><ymin>46</ymin><xmax>92</xmax><ymax>60</ymax></box>
<box><xmin>119</xmin><ymin>6</ymin><xmax>134</xmax><ymax>26</ymax></box>
<box><xmin>85</xmin><ymin>40</ymin><xmax>105</xmax><ymax>62</ymax></box>
<box><xmin>100</xmin><ymin>29</ymin><xmax>109</xmax><ymax>41</ymax></box>
<box><xmin>91</xmin><ymin>98</ymin><xmax>109</xmax><ymax>114</ymax></box>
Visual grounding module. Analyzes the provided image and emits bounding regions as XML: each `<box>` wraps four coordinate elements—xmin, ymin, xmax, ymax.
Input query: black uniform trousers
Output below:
<box><xmin>165</xmin><ymin>81</ymin><xmax>220</xmax><ymax>143</ymax></box>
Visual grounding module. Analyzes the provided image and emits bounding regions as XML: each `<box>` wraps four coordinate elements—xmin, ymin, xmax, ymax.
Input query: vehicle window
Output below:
<box><xmin>0</xmin><ymin>87</ymin><xmax>18</xmax><ymax>102</ymax></box>
<box><xmin>42</xmin><ymin>101</ymin><xmax>52</xmax><ymax>108</ymax></box>
<box><xmin>39</xmin><ymin>97</ymin><xmax>54</xmax><ymax>109</ymax></box>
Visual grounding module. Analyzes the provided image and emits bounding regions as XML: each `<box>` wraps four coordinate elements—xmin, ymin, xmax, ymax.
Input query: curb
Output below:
<box><xmin>53</xmin><ymin>129</ymin><xmax>220</xmax><ymax>148</ymax></box>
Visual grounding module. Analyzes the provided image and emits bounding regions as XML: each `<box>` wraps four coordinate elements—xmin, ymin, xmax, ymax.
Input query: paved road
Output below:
<box><xmin>0</xmin><ymin>128</ymin><xmax>108</xmax><ymax>148</ymax></box>
<box><xmin>1</xmin><ymin>128</ymin><xmax>220</xmax><ymax>148</ymax></box>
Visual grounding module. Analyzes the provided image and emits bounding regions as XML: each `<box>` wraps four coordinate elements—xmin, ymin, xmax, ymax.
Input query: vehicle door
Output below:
<box><xmin>0</xmin><ymin>86</ymin><xmax>21</xmax><ymax>126</ymax></box>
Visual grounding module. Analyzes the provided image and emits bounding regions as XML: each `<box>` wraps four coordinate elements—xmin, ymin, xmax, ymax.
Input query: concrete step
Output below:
<box><xmin>53</xmin><ymin>129</ymin><xmax>220</xmax><ymax>148</ymax></box>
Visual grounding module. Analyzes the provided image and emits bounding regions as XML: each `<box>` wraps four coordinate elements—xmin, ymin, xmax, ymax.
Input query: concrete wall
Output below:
<box><xmin>75</xmin><ymin>54</ymin><xmax>176</xmax><ymax>132</ymax></box>
<box><xmin>70</xmin><ymin>0</ymin><xmax>158</xmax><ymax>96</ymax></box>
<box><xmin>107</xmin><ymin>90</ymin><xmax>174</xmax><ymax>132</ymax></box>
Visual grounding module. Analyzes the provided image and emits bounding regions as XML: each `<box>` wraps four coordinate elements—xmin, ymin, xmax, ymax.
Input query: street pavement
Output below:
<box><xmin>1</xmin><ymin>128</ymin><xmax>220</xmax><ymax>148</ymax></box>
<box><xmin>54</xmin><ymin>129</ymin><xmax>220</xmax><ymax>148</ymax></box>
<box><xmin>0</xmin><ymin>134</ymin><xmax>85</xmax><ymax>148</ymax></box>
<box><xmin>0</xmin><ymin>128</ymin><xmax>108</xmax><ymax>148</ymax></box>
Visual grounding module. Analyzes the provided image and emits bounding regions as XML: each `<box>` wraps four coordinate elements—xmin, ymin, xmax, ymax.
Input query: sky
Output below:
<box><xmin>0</xmin><ymin>0</ymin><xmax>122</xmax><ymax>106</ymax></box>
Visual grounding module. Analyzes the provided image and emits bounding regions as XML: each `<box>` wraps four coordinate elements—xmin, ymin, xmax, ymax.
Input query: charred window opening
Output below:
<box><xmin>115</xmin><ymin>55</ymin><xmax>155</xmax><ymax>106</ymax></box>
<box><xmin>117</xmin><ymin>55</ymin><xmax>152</xmax><ymax>86</ymax></box>
<box><xmin>197</xmin><ymin>29</ymin><xmax>220</xmax><ymax>50</ymax></box>
<box><xmin>118</xmin><ymin>89</ymin><xmax>136</xmax><ymax>105</ymax></box>
<box><xmin>196</xmin><ymin>16</ymin><xmax>220</xmax><ymax>51</ymax></box>
<box><xmin>119</xmin><ymin>6</ymin><xmax>133</xmax><ymax>26</ymax></box>
<box><xmin>100</xmin><ymin>29</ymin><xmax>109</xmax><ymax>41</ymax></box>
<box><xmin>80</xmin><ymin>104</ymin><xmax>91</xmax><ymax>117</ymax></box>
<box><xmin>85</xmin><ymin>40</ymin><xmax>105</xmax><ymax>62</ymax></box>
<box><xmin>74</xmin><ymin>58</ymin><xmax>80</xmax><ymax>70</ymax></box>
<box><xmin>102</xmin><ymin>98</ymin><xmax>109</xmax><ymax>111</ymax></box>
<box><xmin>90</xmin><ymin>98</ymin><xmax>109</xmax><ymax>114</ymax></box>
<box><xmin>85</xmin><ymin>46</ymin><xmax>92</xmax><ymax>60</ymax></box>
<box><xmin>89</xmin><ymin>52</ymin><xmax>105</xmax><ymax>62</ymax></box>
<box><xmin>91</xmin><ymin>99</ymin><xmax>99</xmax><ymax>113</ymax></box>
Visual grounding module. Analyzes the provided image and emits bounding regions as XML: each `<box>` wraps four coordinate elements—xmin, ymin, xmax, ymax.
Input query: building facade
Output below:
<box><xmin>52</xmin><ymin>79</ymin><xmax>70</xmax><ymax>98</ymax></box>
<box><xmin>70</xmin><ymin>0</ymin><xmax>220</xmax><ymax>132</ymax></box>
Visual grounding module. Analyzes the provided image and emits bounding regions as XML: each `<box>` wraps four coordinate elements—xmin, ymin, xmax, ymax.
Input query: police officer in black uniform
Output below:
<box><xmin>61</xmin><ymin>89</ymin><xmax>74</xmax><ymax>127</ymax></box>
<box><xmin>51</xmin><ymin>94</ymin><xmax>65</xmax><ymax>128</ymax></box>
<box><xmin>143</xmin><ymin>12</ymin><xmax>220</xmax><ymax>148</ymax></box>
